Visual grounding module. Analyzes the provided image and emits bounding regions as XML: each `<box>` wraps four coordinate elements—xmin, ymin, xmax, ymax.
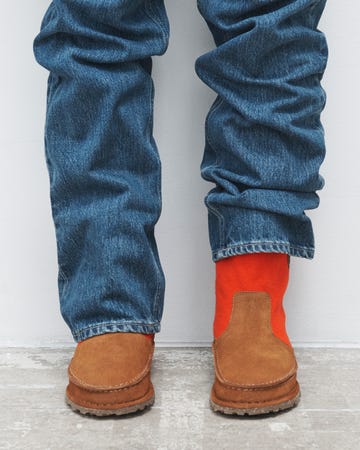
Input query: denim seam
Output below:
<box><xmin>57</xmin><ymin>266</ymin><xmax>69</xmax><ymax>299</ymax></box>
<box><xmin>153</xmin><ymin>117</ymin><xmax>163</xmax><ymax>308</ymax></box>
<box><xmin>152</xmin><ymin>240</ymin><xmax>163</xmax><ymax>320</ymax></box>
<box><xmin>144</xmin><ymin>0</ymin><xmax>165</xmax><ymax>324</ymax></box>
<box><xmin>144</xmin><ymin>54</ymin><xmax>162</xmax><ymax>321</ymax></box>
<box><xmin>216</xmin><ymin>239</ymin><xmax>314</xmax><ymax>251</ymax></box>
<box><xmin>202</xmin><ymin>95</ymin><xmax>226</xmax><ymax>247</ymax></box>
<box><xmin>152</xmin><ymin>76</ymin><xmax>162</xmax><ymax>320</ymax></box>
<box><xmin>144</xmin><ymin>0</ymin><xmax>169</xmax><ymax>50</ymax></box>
<box><xmin>152</xmin><ymin>264</ymin><xmax>162</xmax><ymax>320</ymax></box>
<box><xmin>72</xmin><ymin>321</ymin><xmax>160</xmax><ymax>338</ymax></box>
<box><xmin>212</xmin><ymin>241</ymin><xmax>314</xmax><ymax>261</ymax></box>
<box><xmin>205</xmin><ymin>199</ymin><xmax>225</xmax><ymax>248</ymax></box>
<box><xmin>203</xmin><ymin>95</ymin><xmax>224</xmax><ymax>170</ymax></box>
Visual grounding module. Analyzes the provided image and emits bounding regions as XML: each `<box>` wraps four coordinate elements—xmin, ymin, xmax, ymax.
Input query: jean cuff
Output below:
<box><xmin>212</xmin><ymin>240</ymin><xmax>314</xmax><ymax>262</ymax></box>
<box><xmin>71</xmin><ymin>321</ymin><xmax>161</xmax><ymax>343</ymax></box>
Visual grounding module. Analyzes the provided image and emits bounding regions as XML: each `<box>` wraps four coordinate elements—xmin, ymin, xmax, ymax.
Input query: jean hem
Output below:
<box><xmin>72</xmin><ymin>321</ymin><xmax>161</xmax><ymax>343</ymax></box>
<box><xmin>212</xmin><ymin>241</ymin><xmax>314</xmax><ymax>262</ymax></box>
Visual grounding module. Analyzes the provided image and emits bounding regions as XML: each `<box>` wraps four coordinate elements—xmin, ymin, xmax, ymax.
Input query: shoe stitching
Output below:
<box><xmin>214</xmin><ymin>373</ymin><xmax>298</xmax><ymax>392</ymax></box>
<box><xmin>213</xmin><ymin>343</ymin><xmax>297</xmax><ymax>387</ymax></box>
<box><xmin>68</xmin><ymin>377</ymin><xmax>150</xmax><ymax>394</ymax></box>
<box><xmin>67</xmin><ymin>388</ymin><xmax>154</xmax><ymax>407</ymax></box>
<box><xmin>68</xmin><ymin>343</ymin><xmax>154</xmax><ymax>391</ymax></box>
<box><xmin>212</xmin><ymin>383</ymin><xmax>300</xmax><ymax>406</ymax></box>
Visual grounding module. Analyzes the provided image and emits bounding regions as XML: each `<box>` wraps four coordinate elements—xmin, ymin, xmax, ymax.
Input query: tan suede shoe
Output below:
<box><xmin>65</xmin><ymin>332</ymin><xmax>155</xmax><ymax>416</ymax></box>
<box><xmin>210</xmin><ymin>291</ymin><xmax>301</xmax><ymax>415</ymax></box>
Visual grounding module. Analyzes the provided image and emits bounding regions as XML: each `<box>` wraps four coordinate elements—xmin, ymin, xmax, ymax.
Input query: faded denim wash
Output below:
<box><xmin>33</xmin><ymin>0</ymin><xmax>328</xmax><ymax>342</ymax></box>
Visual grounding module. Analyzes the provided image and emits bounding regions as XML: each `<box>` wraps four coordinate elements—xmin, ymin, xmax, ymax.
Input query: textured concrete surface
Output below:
<box><xmin>0</xmin><ymin>347</ymin><xmax>360</xmax><ymax>449</ymax></box>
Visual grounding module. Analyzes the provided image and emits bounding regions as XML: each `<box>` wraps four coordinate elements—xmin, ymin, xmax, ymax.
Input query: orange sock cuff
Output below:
<box><xmin>214</xmin><ymin>252</ymin><xmax>291</xmax><ymax>346</ymax></box>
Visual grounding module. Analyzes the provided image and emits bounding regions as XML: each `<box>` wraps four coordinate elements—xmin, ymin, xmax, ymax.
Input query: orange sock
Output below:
<box><xmin>214</xmin><ymin>252</ymin><xmax>291</xmax><ymax>347</ymax></box>
<box><xmin>144</xmin><ymin>333</ymin><xmax>154</xmax><ymax>341</ymax></box>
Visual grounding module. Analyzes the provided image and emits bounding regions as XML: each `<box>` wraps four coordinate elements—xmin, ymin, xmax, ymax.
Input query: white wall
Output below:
<box><xmin>1</xmin><ymin>0</ymin><xmax>359</xmax><ymax>347</ymax></box>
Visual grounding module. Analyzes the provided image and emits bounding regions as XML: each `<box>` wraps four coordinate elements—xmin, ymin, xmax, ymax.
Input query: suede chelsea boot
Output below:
<box><xmin>65</xmin><ymin>332</ymin><xmax>155</xmax><ymax>416</ymax></box>
<box><xmin>210</xmin><ymin>291</ymin><xmax>301</xmax><ymax>415</ymax></box>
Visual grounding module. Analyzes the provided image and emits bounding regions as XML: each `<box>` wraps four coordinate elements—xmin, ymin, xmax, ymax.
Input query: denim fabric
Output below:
<box><xmin>195</xmin><ymin>0</ymin><xmax>328</xmax><ymax>261</ymax></box>
<box><xmin>33</xmin><ymin>0</ymin><xmax>328</xmax><ymax>341</ymax></box>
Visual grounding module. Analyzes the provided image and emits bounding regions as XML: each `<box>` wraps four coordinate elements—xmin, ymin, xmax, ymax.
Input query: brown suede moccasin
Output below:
<box><xmin>65</xmin><ymin>332</ymin><xmax>155</xmax><ymax>416</ymax></box>
<box><xmin>210</xmin><ymin>291</ymin><xmax>301</xmax><ymax>415</ymax></box>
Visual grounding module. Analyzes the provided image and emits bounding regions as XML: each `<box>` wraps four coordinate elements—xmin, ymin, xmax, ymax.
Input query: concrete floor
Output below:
<box><xmin>0</xmin><ymin>347</ymin><xmax>360</xmax><ymax>450</ymax></box>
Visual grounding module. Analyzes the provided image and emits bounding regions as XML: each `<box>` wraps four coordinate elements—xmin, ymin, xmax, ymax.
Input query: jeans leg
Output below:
<box><xmin>33</xmin><ymin>0</ymin><xmax>169</xmax><ymax>341</ymax></box>
<box><xmin>195</xmin><ymin>0</ymin><xmax>328</xmax><ymax>261</ymax></box>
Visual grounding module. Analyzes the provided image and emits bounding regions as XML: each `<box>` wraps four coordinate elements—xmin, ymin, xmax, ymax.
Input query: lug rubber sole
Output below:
<box><xmin>65</xmin><ymin>393</ymin><xmax>155</xmax><ymax>417</ymax></box>
<box><xmin>210</xmin><ymin>387</ymin><xmax>301</xmax><ymax>416</ymax></box>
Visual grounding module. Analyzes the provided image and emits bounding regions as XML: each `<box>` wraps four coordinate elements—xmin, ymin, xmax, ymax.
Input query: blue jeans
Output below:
<box><xmin>33</xmin><ymin>0</ymin><xmax>328</xmax><ymax>342</ymax></box>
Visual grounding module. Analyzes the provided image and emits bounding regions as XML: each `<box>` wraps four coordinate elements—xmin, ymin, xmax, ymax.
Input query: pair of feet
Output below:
<box><xmin>65</xmin><ymin>290</ymin><xmax>301</xmax><ymax>417</ymax></box>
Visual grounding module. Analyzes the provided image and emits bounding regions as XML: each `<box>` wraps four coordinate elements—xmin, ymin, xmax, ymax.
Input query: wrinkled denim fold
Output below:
<box><xmin>195</xmin><ymin>0</ymin><xmax>328</xmax><ymax>261</ymax></box>
<box><xmin>33</xmin><ymin>0</ymin><xmax>328</xmax><ymax>341</ymax></box>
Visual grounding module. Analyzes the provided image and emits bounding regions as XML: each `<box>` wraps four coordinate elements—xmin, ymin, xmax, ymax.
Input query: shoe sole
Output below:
<box><xmin>210</xmin><ymin>386</ymin><xmax>301</xmax><ymax>416</ymax></box>
<box><xmin>65</xmin><ymin>393</ymin><xmax>155</xmax><ymax>417</ymax></box>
